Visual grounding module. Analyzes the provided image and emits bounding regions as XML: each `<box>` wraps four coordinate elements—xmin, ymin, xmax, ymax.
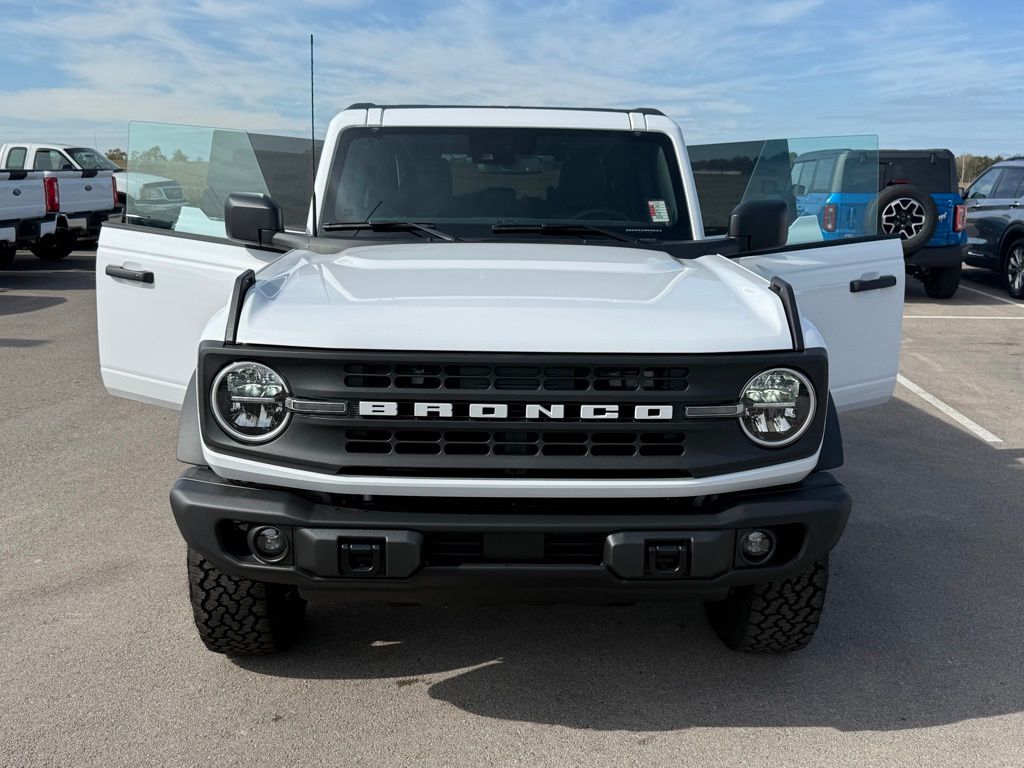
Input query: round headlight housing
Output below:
<box><xmin>211</xmin><ymin>361</ymin><xmax>290</xmax><ymax>443</ymax></box>
<box><xmin>739</xmin><ymin>368</ymin><xmax>816</xmax><ymax>447</ymax></box>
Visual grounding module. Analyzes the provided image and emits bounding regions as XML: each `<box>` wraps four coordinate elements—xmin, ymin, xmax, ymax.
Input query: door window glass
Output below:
<box><xmin>690</xmin><ymin>135</ymin><xmax>878</xmax><ymax>244</ymax></box>
<box><xmin>991</xmin><ymin>167</ymin><xmax>1024</xmax><ymax>199</ymax></box>
<box><xmin>127</xmin><ymin>122</ymin><xmax>319</xmax><ymax>236</ymax></box>
<box><xmin>967</xmin><ymin>168</ymin><xmax>1002</xmax><ymax>200</ymax></box>
<box><xmin>809</xmin><ymin>158</ymin><xmax>836</xmax><ymax>192</ymax></box>
<box><xmin>5</xmin><ymin>147</ymin><xmax>27</xmax><ymax>169</ymax></box>
<box><xmin>33</xmin><ymin>149</ymin><xmax>72</xmax><ymax>170</ymax></box>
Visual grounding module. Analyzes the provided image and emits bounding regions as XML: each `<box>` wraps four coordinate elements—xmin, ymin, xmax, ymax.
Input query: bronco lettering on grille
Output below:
<box><xmin>357</xmin><ymin>401</ymin><xmax>673</xmax><ymax>420</ymax></box>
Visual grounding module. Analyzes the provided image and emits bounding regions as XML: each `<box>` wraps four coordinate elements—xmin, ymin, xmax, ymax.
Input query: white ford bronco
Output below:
<box><xmin>96</xmin><ymin>106</ymin><xmax>903</xmax><ymax>655</ymax></box>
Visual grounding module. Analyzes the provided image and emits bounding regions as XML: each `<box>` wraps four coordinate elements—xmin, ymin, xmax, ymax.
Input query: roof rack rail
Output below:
<box><xmin>344</xmin><ymin>103</ymin><xmax>665</xmax><ymax>116</ymax></box>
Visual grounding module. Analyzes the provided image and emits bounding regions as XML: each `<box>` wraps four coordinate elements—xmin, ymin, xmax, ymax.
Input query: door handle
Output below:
<box><xmin>1011</xmin><ymin>201</ymin><xmax>1023</xmax><ymax>208</ymax></box>
<box><xmin>105</xmin><ymin>264</ymin><xmax>154</xmax><ymax>284</ymax></box>
<box><xmin>850</xmin><ymin>275</ymin><xmax>897</xmax><ymax>293</ymax></box>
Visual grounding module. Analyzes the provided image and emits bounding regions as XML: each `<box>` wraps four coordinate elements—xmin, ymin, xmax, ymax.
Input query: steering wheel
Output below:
<box><xmin>570</xmin><ymin>208</ymin><xmax>631</xmax><ymax>221</ymax></box>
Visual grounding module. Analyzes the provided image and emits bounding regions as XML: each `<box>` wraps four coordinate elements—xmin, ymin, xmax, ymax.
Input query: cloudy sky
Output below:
<box><xmin>0</xmin><ymin>0</ymin><xmax>1020</xmax><ymax>156</ymax></box>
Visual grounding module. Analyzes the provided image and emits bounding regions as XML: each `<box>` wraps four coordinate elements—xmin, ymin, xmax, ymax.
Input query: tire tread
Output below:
<box><xmin>186</xmin><ymin>548</ymin><xmax>304</xmax><ymax>655</ymax></box>
<box><xmin>705</xmin><ymin>560</ymin><xmax>828</xmax><ymax>653</ymax></box>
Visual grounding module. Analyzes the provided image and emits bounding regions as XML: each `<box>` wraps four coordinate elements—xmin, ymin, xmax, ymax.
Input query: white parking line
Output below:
<box><xmin>903</xmin><ymin>315</ymin><xmax>1024</xmax><ymax>319</ymax></box>
<box><xmin>897</xmin><ymin>374</ymin><xmax>1003</xmax><ymax>444</ymax></box>
<box><xmin>958</xmin><ymin>283</ymin><xmax>1024</xmax><ymax>308</ymax></box>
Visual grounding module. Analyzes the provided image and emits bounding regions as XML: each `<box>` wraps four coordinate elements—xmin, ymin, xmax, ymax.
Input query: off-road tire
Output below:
<box><xmin>30</xmin><ymin>232</ymin><xmax>77</xmax><ymax>261</ymax></box>
<box><xmin>187</xmin><ymin>547</ymin><xmax>306</xmax><ymax>655</ymax></box>
<box><xmin>705</xmin><ymin>559</ymin><xmax>828</xmax><ymax>653</ymax></box>
<box><xmin>922</xmin><ymin>263</ymin><xmax>962</xmax><ymax>299</ymax></box>
<box><xmin>0</xmin><ymin>242</ymin><xmax>15</xmax><ymax>267</ymax></box>
<box><xmin>871</xmin><ymin>184</ymin><xmax>938</xmax><ymax>257</ymax></box>
<box><xmin>1004</xmin><ymin>237</ymin><xmax>1024</xmax><ymax>300</ymax></box>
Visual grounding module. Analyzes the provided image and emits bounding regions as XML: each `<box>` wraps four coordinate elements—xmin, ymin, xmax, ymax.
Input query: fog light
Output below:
<box><xmin>251</xmin><ymin>526</ymin><xmax>288</xmax><ymax>561</ymax></box>
<box><xmin>741</xmin><ymin>530</ymin><xmax>774</xmax><ymax>561</ymax></box>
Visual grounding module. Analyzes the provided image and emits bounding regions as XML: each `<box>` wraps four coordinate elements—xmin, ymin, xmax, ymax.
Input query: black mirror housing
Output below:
<box><xmin>224</xmin><ymin>193</ymin><xmax>284</xmax><ymax>247</ymax></box>
<box><xmin>728</xmin><ymin>198</ymin><xmax>788</xmax><ymax>252</ymax></box>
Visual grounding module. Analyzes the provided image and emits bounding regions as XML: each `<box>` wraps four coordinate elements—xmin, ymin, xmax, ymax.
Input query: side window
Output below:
<box><xmin>991</xmin><ymin>167</ymin><xmax>1024</xmax><ymax>199</ymax></box>
<box><xmin>967</xmin><ymin>168</ymin><xmax>1002</xmax><ymax>200</ymax></box>
<box><xmin>33</xmin><ymin>149</ymin><xmax>71</xmax><ymax>170</ymax></box>
<box><xmin>5</xmin><ymin>147</ymin><xmax>27</xmax><ymax>169</ymax></box>
<box><xmin>689</xmin><ymin>135</ymin><xmax>878</xmax><ymax>244</ymax></box>
<box><xmin>809</xmin><ymin>158</ymin><xmax>836</xmax><ymax>192</ymax></box>
<box><xmin>126</xmin><ymin>121</ymin><xmax>316</xmax><ymax>237</ymax></box>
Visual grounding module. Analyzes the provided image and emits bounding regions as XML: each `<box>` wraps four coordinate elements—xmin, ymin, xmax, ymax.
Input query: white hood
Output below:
<box><xmin>235</xmin><ymin>242</ymin><xmax>793</xmax><ymax>354</ymax></box>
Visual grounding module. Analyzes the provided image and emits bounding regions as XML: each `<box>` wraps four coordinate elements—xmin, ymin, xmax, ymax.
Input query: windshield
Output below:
<box><xmin>66</xmin><ymin>147</ymin><xmax>121</xmax><ymax>171</ymax></box>
<box><xmin>322</xmin><ymin>127</ymin><xmax>691</xmax><ymax>241</ymax></box>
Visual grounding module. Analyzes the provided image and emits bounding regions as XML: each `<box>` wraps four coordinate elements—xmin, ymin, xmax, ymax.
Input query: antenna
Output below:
<box><xmin>309</xmin><ymin>33</ymin><xmax>318</xmax><ymax>237</ymax></box>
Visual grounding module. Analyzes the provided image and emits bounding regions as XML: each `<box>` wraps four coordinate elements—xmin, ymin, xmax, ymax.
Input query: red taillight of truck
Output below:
<box><xmin>953</xmin><ymin>203</ymin><xmax>966</xmax><ymax>232</ymax></box>
<box><xmin>43</xmin><ymin>176</ymin><xmax>60</xmax><ymax>213</ymax></box>
<box><xmin>822</xmin><ymin>203</ymin><xmax>837</xmax><ymax>233</ymax></box>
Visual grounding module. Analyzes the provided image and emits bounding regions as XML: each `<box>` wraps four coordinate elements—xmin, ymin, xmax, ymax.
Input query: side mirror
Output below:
<box><xmin>728</xmin><ymin>198</ymin><xmax>788</xmax><ymax>252</ymax></box>
<box><xmin>959</xmin><ymin>186</ymin><xmax>968</xmax><ymax>198</ymax></box>
<box><xmin>224</xmin><ymin>193</ymin><xmax>283</xmax><ymax>247</ymax></box>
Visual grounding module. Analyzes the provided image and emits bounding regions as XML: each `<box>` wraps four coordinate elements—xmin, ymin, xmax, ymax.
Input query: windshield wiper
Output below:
<box><xmin>321</xmin><ymin>221</ymin><xmax>458</xmax><ymax>242</ymax></box>
<box><xmin>490</xmin><ymin>222</ymin><xmax>634</xmax><ymax>243</ymax></box>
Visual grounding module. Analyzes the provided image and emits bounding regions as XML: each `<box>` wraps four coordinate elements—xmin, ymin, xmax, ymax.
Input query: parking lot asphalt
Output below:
<box><xmin>1</xmin><ymin>251</ymin><xmax>1023</xmax><ymax>768</ymax></box>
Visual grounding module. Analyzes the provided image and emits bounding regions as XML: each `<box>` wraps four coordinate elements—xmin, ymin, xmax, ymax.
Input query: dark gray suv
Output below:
<box><xmin>963</xmin><ymin>158</ymin><xmax>1024</xmax><ymax>298</ymax></box>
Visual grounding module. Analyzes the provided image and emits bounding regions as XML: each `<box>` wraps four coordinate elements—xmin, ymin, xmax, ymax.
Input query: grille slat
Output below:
<box><xmin>343</xmin><ymin>428</ymin><xmax>684</xmax><ymax>457</ymax></box>
<box><xmin>342</xmin><ymin>361</ymin><xmax>688</xmax><ymax>393</ymax></box>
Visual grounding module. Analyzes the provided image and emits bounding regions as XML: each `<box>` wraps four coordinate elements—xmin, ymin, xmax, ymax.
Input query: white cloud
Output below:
<box><xmin>0</xmin><ymin>0</ymin><xmax>1021</xmax><ymax>154</ymax></box>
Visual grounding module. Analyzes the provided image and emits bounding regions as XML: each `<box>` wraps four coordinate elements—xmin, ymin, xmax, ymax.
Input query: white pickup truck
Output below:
<box><xmin>96</xmin><ymin>105</ymin><xmax>904</xmax><ymax>656</ymax></box>
<box><xmin>0</xmin><ymin>170</ymin><xmax>57</xmax><ymax>266</ymax></box>
<box><xmin>1</xmin><ymin>143</ymin><xmax>184</xmax><ymax>227</ymax></box>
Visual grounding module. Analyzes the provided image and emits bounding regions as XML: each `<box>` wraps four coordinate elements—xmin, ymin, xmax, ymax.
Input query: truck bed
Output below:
<box><xmin>46</xmin><ymin>169</ymin><xmax>115</xmax><ymax>216</ymax></box>
<box><xmin>0</xmin><ymin>170</ymin><xmax>46</xmax><ymax>224</ymax></box>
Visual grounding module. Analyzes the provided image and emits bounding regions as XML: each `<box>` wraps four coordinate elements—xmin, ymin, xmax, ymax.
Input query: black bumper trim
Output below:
<box><xmin>170</xmin><ymin>467</ymin><xmax>851</xmax><ymax>603</ymax></box>
<box><xmin>905</xmin><ymin>243</ymin><xmax>965</xmax><ymax>268</ymax></box>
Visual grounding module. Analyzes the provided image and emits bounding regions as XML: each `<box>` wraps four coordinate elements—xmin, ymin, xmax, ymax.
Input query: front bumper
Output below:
<box><xmin>170</xmin><ymin>467</ymin><xmax>851</xmax><ymax>603</ymax></box>
<box><xmin>905</xmin><ymin>243</ymin><xmax>966</xmax><ymax>268</ymax></box>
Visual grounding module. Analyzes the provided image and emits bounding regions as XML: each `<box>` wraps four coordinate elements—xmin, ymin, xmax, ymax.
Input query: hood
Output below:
<box><xmin>236</xmin><ymin>242</ymin><xmax>792</xmax><ymax>354</ymax></box>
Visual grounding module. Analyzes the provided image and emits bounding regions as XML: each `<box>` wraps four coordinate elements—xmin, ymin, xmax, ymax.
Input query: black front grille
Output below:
<box><xmin>198</xmin><ymin>346</ymin><xmax>830</xmax><ymax>479</ymax></box>
<box><xmin>343</xmin><ymin>428</ymin><xmax>685</xmax><ymax>458</ymax></box>
<box><xmin>343</xmin><ymin>362</ymin><xmax>688</xmax><ymax>392</ymax></box>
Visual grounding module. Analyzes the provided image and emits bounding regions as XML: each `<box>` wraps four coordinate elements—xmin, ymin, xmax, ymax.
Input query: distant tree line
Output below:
<box><xmin>104</xmin><ymin>146</ymin><xmax>198</xmax><ymax>169</ymax></box>
<box><xmin>956</xmin><ymin>154</ymin><xmax>1017</xmax><ymax>186</ymax></box>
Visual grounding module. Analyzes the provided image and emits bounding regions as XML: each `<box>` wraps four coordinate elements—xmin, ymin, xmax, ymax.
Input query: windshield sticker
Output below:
<box><xmin>647</xmin><ymin>200</ymin><xmax>670</xmax><ymax>223</ymax></box>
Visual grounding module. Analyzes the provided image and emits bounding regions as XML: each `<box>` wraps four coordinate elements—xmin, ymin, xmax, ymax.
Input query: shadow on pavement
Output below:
<box><xmin>234</xmin><ymin>397</ymin><xmax>1024</xmax><ymax>733</ymax></box>
<box><xmin>0</xmin><ymin>295</ymin><xmax>67</xmax><ymax>316</ymax></box>
<box><xmin>0</xmin><ymin>338</ymin><xmax>49</xmax><ymax>347</ymax></box>
<box><xmin>0</xmin><ymin>251</ymin><xmax>96</xmax><ymax>292</ymax></box>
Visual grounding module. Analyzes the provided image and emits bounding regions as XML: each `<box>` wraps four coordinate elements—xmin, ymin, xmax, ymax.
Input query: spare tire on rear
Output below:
<box><xmin>871</xmin><ymin>184</ymin><xmax>937</xmax><ymax>256</ymax></box>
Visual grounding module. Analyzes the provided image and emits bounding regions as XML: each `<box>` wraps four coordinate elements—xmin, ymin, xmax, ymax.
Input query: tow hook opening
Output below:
<box><xmin>645</xmin><ymin>541</ymin><xmax>689</xmax><ymax>578</ymax></box>
<box><xmin>339</xmin><ymin>539</ymin><xmax>385</xmax><ymax>577</ymax></box>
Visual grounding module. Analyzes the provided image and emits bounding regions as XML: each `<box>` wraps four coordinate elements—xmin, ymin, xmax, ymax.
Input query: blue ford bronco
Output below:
<box><xmin>791</xmin><ymin>148</ymin><xmax>967</xmax><ymax>298</ymax></box>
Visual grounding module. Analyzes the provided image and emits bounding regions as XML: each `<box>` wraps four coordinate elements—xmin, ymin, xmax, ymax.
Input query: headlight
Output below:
<box><xmin>139</xmin><ymin>186</ymin><xmax>163</xmax><ymax>200</ymax></box>
<box><xmin>211</xmin><ymin>362</ymin><xmax>290</xmax><ymax>443</ymax></box>
<box><xmin>739</xmin><ymin>368</ymin><xmax>816</xmax><ymax>447</ymax></box>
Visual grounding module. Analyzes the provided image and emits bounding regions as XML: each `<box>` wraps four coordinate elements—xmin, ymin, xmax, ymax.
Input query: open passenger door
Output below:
<box><xmin>691</xmin><ymin>134</ymin><xmax>903</xmax><ymax>411</ymax></box>
<box><xmin>97</xmin><ymin>122</ymin><xmax>317</xmax><ymax>408</ymax></box>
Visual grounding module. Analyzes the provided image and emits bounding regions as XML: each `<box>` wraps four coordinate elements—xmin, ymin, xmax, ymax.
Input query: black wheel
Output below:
<box><xmin>0</xmin><ymin>242</ymin><xmax>15</xmax><ymax>267</ymax></box>
<box><xmin>1004</xmin><ymin>237</ymin><xmax>1024</xmax><ymax>300</ymax></box>
<box><xmin>30</xmin><ymin>231</ymin><xmax>77</xmax><ymax>261</ymax></box>
<box><xmin>705</xmin><ymin>560</ymin><xmax>828</xmax><ymax>653</ymax></box>
<box><xmin>922</xmin><ymin>263</ymin><xmax>962</xmax><ymax>299</ymax></box>
<box><xmin>187</xmin><ymin>547</ymin><xmax>306</xmax><ymax>655</ymax></box>
<box><xmin>872</xmin><ymin>184</ymin><xmax>938</xmax><ymax>256</ymax></box>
